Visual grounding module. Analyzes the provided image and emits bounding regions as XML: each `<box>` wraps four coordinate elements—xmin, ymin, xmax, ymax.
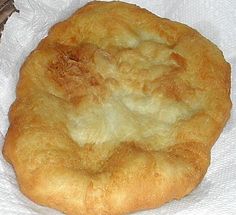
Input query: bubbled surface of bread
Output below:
<box><xmin>3</xmin><ymin>1</ymin><xmax>231</xmax><ymax>215</ymax></box>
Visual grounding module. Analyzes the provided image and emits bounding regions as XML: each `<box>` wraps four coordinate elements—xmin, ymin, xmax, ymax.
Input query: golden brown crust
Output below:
<box><xmin>3</xmin><ymin>1</ymin><xmax>231</xmax><ymax>215</ymax></box>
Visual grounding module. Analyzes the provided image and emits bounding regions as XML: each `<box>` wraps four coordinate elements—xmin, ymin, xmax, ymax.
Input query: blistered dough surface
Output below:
<box><xmin>3</xmin><ymin>1</ymin><xmax>231</xmax><ymax>215</ymax></box>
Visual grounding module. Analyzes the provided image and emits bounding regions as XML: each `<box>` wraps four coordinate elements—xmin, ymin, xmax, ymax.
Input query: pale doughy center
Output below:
<box><xmin>65</xmin><ymin>40</ymin><xmax>195</xmax><ymax>148</ymax></box>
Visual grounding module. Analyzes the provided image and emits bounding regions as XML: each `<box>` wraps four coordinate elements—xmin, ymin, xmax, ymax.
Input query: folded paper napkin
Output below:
<box><xmin>0</xmin><ymin>0</ymin><xmax>235</xmax><ymax>214</ymax></box>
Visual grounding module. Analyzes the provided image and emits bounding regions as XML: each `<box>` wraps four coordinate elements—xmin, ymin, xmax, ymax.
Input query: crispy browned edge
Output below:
<box><xmin>2</xmin><ymin>1</ymin><xmax>232</xmax><ymax>215</ymax></box>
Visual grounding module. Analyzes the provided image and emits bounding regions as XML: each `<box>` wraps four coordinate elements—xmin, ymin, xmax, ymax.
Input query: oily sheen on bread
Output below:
<box><xmin>3</xmin><ymin>1</ymin><xmax>231</xmax><ymax>215</ymax></box>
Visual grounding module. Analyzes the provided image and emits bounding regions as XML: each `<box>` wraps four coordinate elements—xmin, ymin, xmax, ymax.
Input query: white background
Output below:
<box><xmin>0</xmin><ymin>0</ymin><xmax>235</xmax><ymax>214</ymax></box>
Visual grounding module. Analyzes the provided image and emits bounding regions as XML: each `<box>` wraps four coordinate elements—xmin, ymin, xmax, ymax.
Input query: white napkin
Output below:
<box><xmin>0</xmin><ymin>0</ymin><xmax>235</xmax><ymax>214</ymax></box>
